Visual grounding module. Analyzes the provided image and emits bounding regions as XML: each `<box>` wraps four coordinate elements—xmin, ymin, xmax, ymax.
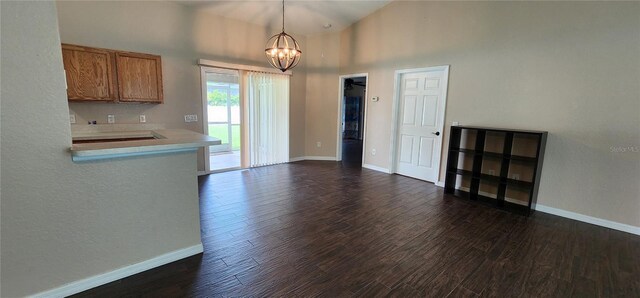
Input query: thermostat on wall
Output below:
<box><xmin>371</xmin><ymin>96</ymin><xmax>380</xmax><ymax>102</ymax></box>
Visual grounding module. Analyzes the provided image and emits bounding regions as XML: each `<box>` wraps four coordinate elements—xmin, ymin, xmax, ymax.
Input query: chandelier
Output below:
<box><xmin>265</xmin><ymin>0</ymin><xmax>302</xmax><ymax>72</ymax></box>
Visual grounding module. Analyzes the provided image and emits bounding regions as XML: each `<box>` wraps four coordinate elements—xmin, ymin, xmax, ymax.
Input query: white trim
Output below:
<box><xmin>198</xmin><ymin>59</ymin><xmax>292</xmax><ymax>76</ymax></box>
<box><xmin>362</xmin><ymin>163</ymin><xmax>390</xmax><ymax>174</ymax></box>
<box><xmin>239</xmin><ymin>69</ymin><xmax>248</xmax><ymax>168</ymax></box>
<box><xmin>289</xmin><ymin>156</ymin><xmax>305</xmax><ymax>162</ymax></box>
<box><xmin>459</xmin><ymin>186</ymin><xmax>540</xmax><ymax>207</ymax></box>
<box><xmin>197</xmin><ymin>170</ymin><xmax>208</xmax><ymax>176</ymax></box>
<box><xmin>434</xmin><ymin>181</ymin><xmax>445</xmax><ymax>187</ymax></box>
<box><xmin>535</xmin><ymin>204</ymin><xmax>640</xmax><ymax>236</ymax></box>
<box><xmin>30</xmin><ymin>244</ymin><xmax>204</xmax><ymax>298</ymax></box>
<box><xmin>200</xmin><ymin>67</ymin><xmax>211</xmax><ymax>172</ymax></box>
<box><xmin>208</xmin><ymin>167</ymin><xmax>243</xmax><ymax>174</ymax></box>
<box><xmin>336</xmin><ymin>73</ymin><xmax>369</xmax><ymax>166</ymax></box>
<box><xmin>389</xmin><ymin>65</ymin><xmax>450</xmax><ymax>183</ymax></box>
<box><xmin>200</xmin><ymin>66</ymin><xmax>246</xmax><ymax>173</ymax></box>
<box><xmin>389</xmin><ymin>72</ymin><xmax>401</xmax><ymax>174</ymax></box>
<box><xmin>458</xmin><ymin>186</ymin><xmax>515</xmax><ymax>203</ymax></box>
<box><xmin>304</xmin><ymin>156</ymin><xmax>337</xmax><ymax>161</ymax></box>
<box><xmin>435</xmin><ymin>67</ymin><xmax>450</xmax><ymax>182</ymax></box>
<box><xmin>453</xmin><ymin>185</ymin><xmax>640</xmax><ymax>236</ymax></box>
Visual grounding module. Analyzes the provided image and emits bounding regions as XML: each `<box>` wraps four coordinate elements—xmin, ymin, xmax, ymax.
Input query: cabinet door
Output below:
<box><xmin>115</xmin><ymin>52</ymin><xmax>163</xmax><ymax>103</ymax></box>
<box><xmin>62</xmin><ymin>44</ymin><xmax>118</xmax><ymax>101</ymax></box>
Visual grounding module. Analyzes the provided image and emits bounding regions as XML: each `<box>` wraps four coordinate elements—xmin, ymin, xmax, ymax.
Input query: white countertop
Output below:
<box><xmin>70</xmin><ymin>129</ymin><xmax>222</xmax><ymax>162</ymax></box>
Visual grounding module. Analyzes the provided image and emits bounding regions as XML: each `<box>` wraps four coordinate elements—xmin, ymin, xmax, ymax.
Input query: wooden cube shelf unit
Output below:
<box><xmin>444</xmin><ymin>126</ymin><xmax>547</xmax><ymax>215</ymax></box>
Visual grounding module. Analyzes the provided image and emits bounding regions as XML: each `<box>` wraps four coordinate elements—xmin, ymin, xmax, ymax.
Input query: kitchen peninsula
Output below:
<box><xmin>70</xmin><ymin>126</ymin><xmax>221</xmax><ymax>162</ymax></box>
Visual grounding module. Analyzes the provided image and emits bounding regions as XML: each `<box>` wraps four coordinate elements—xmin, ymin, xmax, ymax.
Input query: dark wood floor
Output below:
<box><xmin>342</xmin><ymin>139</ymin><xmax>363</xmax><ymax>166</ymax></box>
<box><xmin>74</xmin><ymin>161</ymin><xmax>640</xmax><ymax>297</ymax></box>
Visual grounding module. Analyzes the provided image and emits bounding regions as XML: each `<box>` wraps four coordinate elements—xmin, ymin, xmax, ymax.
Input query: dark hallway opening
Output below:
<box><xmin>341</xmin><ymin>76</ymin><xmax>366</xmax><ymax>166</ymax></box>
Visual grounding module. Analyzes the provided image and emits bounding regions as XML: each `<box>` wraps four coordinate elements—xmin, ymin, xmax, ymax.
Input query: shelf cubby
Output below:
<box><xmin>444</xmin><ymin>126</ymin><xmax>547</xmax><ymax>215</ymax></box>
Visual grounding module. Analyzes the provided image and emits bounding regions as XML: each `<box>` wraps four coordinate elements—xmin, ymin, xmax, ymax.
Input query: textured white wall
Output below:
<box><xmin>335</xmin><ymin>1</ymin><xmax>640</xmax><ymax>226</ymax></box>
<box><xmin>304</xmin><ymin>32</ymin><xmax>342</xmax><ymax>157</ymax></box>
<box><xmin>299</xmin><ymin>1</ymin><xmax>640</xmax><ymax>227</ymax></box>
<box><xmin>1</xmin><ymin>2</ymin><xmax>202</xmax><ymax>296</ymax></box>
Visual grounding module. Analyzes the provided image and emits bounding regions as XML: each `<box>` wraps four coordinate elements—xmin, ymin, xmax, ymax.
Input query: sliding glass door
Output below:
<box><xmin>202</xmin><ymin>68</ymin><xmax>241</xmax><ymax>172</ymax></box>
<box><xmin>207</xmin><ymin>82</ymin><xmax>239</xmax><ymax>153</ymax></box>
<box><xmin>201</xmin><ymin>64</ymin><xmax>291</xmax><ymax>173</ymax></box>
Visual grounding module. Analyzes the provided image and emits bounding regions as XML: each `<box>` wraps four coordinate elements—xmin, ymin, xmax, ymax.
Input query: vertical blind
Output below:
<box><xmin>245</xmin><ymin>71</ymin><xmax>289</xmax><ymax>167</ymax></box>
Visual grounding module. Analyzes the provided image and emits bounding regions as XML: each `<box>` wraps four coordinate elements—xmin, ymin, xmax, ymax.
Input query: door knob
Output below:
<box><xmin>432</xmin><ymin>131</ymin><xmax>440</xmax><ymax>136</ymax></box>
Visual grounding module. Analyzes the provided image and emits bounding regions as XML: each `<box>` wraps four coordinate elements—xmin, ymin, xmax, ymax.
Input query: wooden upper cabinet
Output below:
<box><xmin>62</xmin><ymin>44</ymin><xmax>118</xmax><ymax>101</ymax></box>
<box><xmin>61</xmin><ymin>44</ymin><xmax>163</xmax><ymax>104</ymax></box>
<box><xmin>115</xmin><ymin>52</ymin><xmax>163</xmax><ymax>103</ymax></box>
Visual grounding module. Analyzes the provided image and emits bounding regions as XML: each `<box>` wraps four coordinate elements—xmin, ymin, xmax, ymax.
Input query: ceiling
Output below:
<box><xmin>177</xmin><ymin>0</ymin><xmax>392</xmax><ymax>35</ymax></box>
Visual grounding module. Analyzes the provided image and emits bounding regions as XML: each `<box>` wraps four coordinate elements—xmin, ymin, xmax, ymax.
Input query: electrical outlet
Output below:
<box><xmin>512</xmin><ymin>174</ymin><xmax>520</xmax><ymax>180</ymax></box>
<box><xmin>139</xmin><ymin>115</ymin><xmax>146</xmax><ymax>123</ymax></box>
<box><xmin>184</xmin><ymin>115</ymin><xmax>198</xmax><ymax>123</ymax></box>
<box><xmin>371</xmin><ymin>148</ymin><xmax>377</xmax><ymax>155</ymax></box>
<box><xmin>488</xmin><ymin>169</ymin><xmax>495</xmax><ymax>176</ymax></box>
<box><xmin>69</xmin><ymin>114</ymin><xmax>76</xmax><ymax>124</ymax></box>
<box><xmin>371</xmin><ymin>96</ymin><xmax>380</xmax><ymax>102</ymax></box>
<box><xmin>316</xmin><ymin>141</ymin><xmax>321</xmax><ymax>148</ymax></box>
<box><xmin>107</xmin><ymin>114</ymin><xmax>115</xmax><ymax>124</ymax></box>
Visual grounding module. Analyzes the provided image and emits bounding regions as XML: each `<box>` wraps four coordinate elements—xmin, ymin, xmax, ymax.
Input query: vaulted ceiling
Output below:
<box><xmin>177</xmin><ymin>0</ymin><xmax>392</xmax><ymax>35</ymax></box>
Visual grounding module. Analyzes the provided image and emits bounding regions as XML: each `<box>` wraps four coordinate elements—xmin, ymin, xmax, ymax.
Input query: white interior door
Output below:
<box><xmin>395</xmin><ymin>68</ymin><xmax>448</xmax><ymax>182</ymax></box>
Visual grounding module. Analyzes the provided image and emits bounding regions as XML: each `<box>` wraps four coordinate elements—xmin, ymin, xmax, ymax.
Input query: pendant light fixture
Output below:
<box><xmin>265</xmin><ymin>0</ymin><xmax>302</xmax><ymax>72</ymax></box>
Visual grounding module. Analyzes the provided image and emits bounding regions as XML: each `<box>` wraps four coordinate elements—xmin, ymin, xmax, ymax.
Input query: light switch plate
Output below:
<box><xmin>139</xmin><ymin>115</ymin><xmax>146</xmax><ymax>123</ymax></box>
<box><xmin>107</xmin><ymin>114</ymin><xmax>115</xmax><ymax>124</ymax></box>
<box><xmin>69</xmin><ymin>114</ymin><xmax>76</xmax><ymax>124</ymax></box>
<box><xmin>453</xmin><ymin>121</ymin><xmax>459</xmax><ymax>126</ymax></box>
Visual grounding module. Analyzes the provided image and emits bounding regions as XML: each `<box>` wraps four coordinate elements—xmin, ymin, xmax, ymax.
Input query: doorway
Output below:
<box><xmin>390</xmin><ymin>66</ymin><xmax>449</xmax><ymax>182</ymax></box>
<box><xmin>201</xmin><ymin>67</ymin><xmax>242</xmax><ymax>172</ymax></box>
<box><xmin>337</xmin><ymin>74</ymin><xmax>368</xmax><ymax>167</ymax></box>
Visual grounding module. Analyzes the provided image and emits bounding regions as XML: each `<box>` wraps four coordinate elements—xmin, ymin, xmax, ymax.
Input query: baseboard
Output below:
<box><xmin>434</xmin><ymin>181</ymin><xmax>445</xmax><ymax>187</ymax></box>
<box><xmin>535</xmin><ymin>204</ymin><xmax>640</xmax><ymax>236</ymax></box>
<box><xmin>197</xmin><ymin>170</ymin><xmax>208</xmax><ymax>176</ymax></box>
<box><xmin>289</xmin><ymin>158</ymin><xmax>389</xmax><ymax>173</ymax></box>
<box><xmin>457</xmin><ymin>186</ymin><xmax>524</xmax><ymax>205</ymax></box>
<box><xmin>452</xmin><ymin>186</ymin><xmax>639</xmax><ymax>236</ymax></box>
<box><xmin>30</xmin><ymin>243</ymin><xmax>204</xmax><ymax>298</ymax></box>
<box><xmin>362</xmin><ymin>163</ymin><xmax>390</xmax><ymax>174</ymax></box>
<box><xmin>304</xmin><ymin>156</ymin><xmax>337</xmax><ymax>161</ymax></box>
